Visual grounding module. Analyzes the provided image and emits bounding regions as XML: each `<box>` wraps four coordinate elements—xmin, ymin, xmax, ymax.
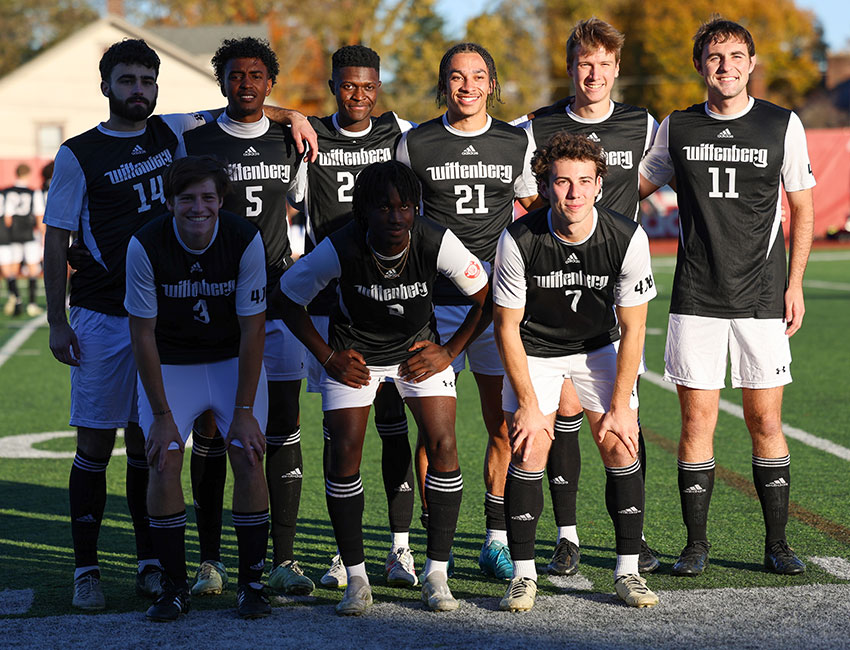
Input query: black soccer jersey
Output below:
<box><xmin>522</xmin><ymin>99</ymin><xmax>656</xmax><ymax>221</ymax></box>
<box><xmin>44</xmin><ymin>115</ymin><xmax>185</xmax><ymax>315</ymax></box>
<box><xmin>127</xmin><ymin>211</ymin><xmax>265</xmax><ymax>365</ymax></box>
<box><xmin>398</xmin><ymin>115</ymin><xmax>536</xmax><ymax>305</ymax></box>
<box><xmin>497</xmin><ymin>206</ymin><xmax>654</xmax><ymax>357</ymax></box>
<box><xmin>183</xmin><ymin>114</ymin><xmax>302</xmax><ymax>319</ymax></box>
<box><xmin>1</xmin><ymin>185</ymin><xmax>37</xmax><ymax>243</ymax></box>
<box><xmin>662</xmin><ymin>100</ymin><xmax>805</xmax><ymax>319</ymax></box>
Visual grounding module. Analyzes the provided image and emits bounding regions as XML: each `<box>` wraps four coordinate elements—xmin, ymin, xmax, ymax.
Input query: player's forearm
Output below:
<box><xmin>787</xmin><ymin>189</ymin><xmax>814</xmax><ymax>289</ymax></box>
<box><xmin>44</xmin><ymin>226</ymin><xmax>71</xmax><ymax>325</ymax></box>
<box><xmin>280</xmin><ymin>293</ymin><xmax>333</xmax><ymax>363</ymax></box>
<box><xmin>129</xmin><ymin>317</ymin><xmax>169</xmax><ymax>413</ymax></box>
<box><xmin>611</xmin><ymin>307</ymin><xmax>647</xmax><ymax>410</ymax></box>
<box><xmin>235</xmin><ymin>314</ymin><xmax>266</xmax><ymax>409</ymax></box>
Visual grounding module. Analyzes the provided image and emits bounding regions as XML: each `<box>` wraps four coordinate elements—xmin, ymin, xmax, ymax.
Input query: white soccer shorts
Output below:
<box><xmin>435</xmin><ymin>304</ymin><xmax>503</xmax><ymax>376</ymax></box>
<box><xmin>321</xmin><ymin>364</ymin><xmax>456</xmax><ymax>411</ymax></box>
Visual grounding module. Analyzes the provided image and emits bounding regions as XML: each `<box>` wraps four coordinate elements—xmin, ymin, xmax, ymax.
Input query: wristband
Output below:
<box><xmin>152</xmin><ymin>409</ymin><xmax>171</xmax><ymax>417</ymax></box>
<box><xmin>234</xmin><ymin>405</ymin><xmax>253</xmax><ymax>410</ymax></box>
<box><xmin>322</xmin><ymin>350</ymin><xmax>335</xmax><ymax>367</ymax></box>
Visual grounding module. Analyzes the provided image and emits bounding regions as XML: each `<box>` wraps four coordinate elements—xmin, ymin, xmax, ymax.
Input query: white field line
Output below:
<box><xmin>642</xmin><ymin>370</ymin><xmax>850</xmax><ymax>462</ymax></box>
<box><xmin>0</xmin><ymin>313</ymin><xmax>47</xmax><ymax>368</ymax></box>
<box><xmin>809</xmin><ymin>556</ymin><xmax>850</xmax><ymax>579</ymax></box>
<box><xmin>805</xmin><ymin>279</ymin><xmax>850</xmax><ymax>291</ymax></box>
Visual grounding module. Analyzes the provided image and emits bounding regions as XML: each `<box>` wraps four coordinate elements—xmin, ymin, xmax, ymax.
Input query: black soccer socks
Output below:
<box><xmin>505</xmin><ymin>464</ymin><xmax>545</xmax><ymax>562</ymax></box>
<box><xmin>678</xmin><ymin>457</ymin><xmax>715</xmax><ymax>543</ymax></box>
<box><xmin>605</xmin><ymin>459</ymin><xmax>644</xmax><ymax>556</ymax></box>
<box><xmin>190</xmin><ymin>429</ymin><xmax>226</xmax><ymax>563</ymax></box>
<box><xmin>233</xmin><ymin>510</ymin><xmax>269</xmax><ymax>585</ymax></box>
<box><xmin>149</xmin><ymin>511</ymin><xmax>188</xmax><ymax>589</ymax></box>
<box><xmin>69</xmin><ymin>449</ymin><xmax>109</xmax><ymax>568</ymax></box>
<box><xmin>326</xmin><ymin>473</ymin><xmax>365</xmax><ymax>566</ymax></box>
<box><xmin>752</xmin><ymin>454</ymin><xmax>791</xmax><ymax>543</ymax></box>
<box><xmin>547</xmin><ymin>413</ymin><xmax>582</xmax><ymax>527</ymax></box>
<box><xmin>424</xmin><ymin>468</ymin><xmax>463</xmax><ymax>561</ymax></box>
<box><xmin>265</xmin><ymin>427</ymin><xmax>302</xmax><ymax>565</ymax></box>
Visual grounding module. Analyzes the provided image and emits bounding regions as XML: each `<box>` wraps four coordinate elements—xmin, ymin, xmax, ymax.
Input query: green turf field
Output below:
<box><xmin>1</xmin><ymin>249</ymin><xmax>848</xmax><ymax>619</ymax></box>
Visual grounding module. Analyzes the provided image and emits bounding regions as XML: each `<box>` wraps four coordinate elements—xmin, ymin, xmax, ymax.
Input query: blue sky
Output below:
<box><xmin>437</xmin><ymin>0</ymin><xmax>850</xmax><ymax>52</ymax></box>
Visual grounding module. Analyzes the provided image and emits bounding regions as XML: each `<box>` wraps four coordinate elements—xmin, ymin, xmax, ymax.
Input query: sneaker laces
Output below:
<box><xmin>552</xmin><ymin>539</ymin><xmax>573</xmax><ymax>562</ymax></box>
<box><xmin>766</xmin><ymin>539</ymin><xmax>795</xmax><ymax>557</ymax></box>
<box><xmin>197</xmin><ymin>563</ymin><xmax>217</xmax><ymax>581</ymax></box>
<box><xmin>617</xmin><ymin>574</ymin><xmax>650</xmax><ymax>593</ymax></box>
<box><xmin>282</xmin><ymin>560</ymin><xmax>305</xmax><ymax>575</ymax></box>
<box><xmin>681</xmin><ymin>540</ymin><xmax>711</xmax><ymax>558</ymax></box>
<box><xmin>394</xmin><ymin>548</ymin><xmax>415</xmax><ymax>571</ymax></box>
<box><xmin>640</xmin><ymin>540</ymin><xmax>659</xmax><ymax>557</ymax></box>
<box><xmin>76</xmin><ymin>573</ymin><xmax>99</xmax><ymax>597</ymax></box>
<box><xmin>507</xmin><ymin>576</ymin><xmax>535</xmax><ymax>597</ymax></box>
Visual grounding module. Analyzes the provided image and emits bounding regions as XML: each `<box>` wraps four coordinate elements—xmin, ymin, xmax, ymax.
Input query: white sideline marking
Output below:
<box><xmin>805</xmin><ymin>280</ymin><xmax>850</xmax><ymax>291</ymax></box>
<box><xmin>545</xmin><ymin>572</ymin><xmax>594</xmax><ymax>591</ymax></box>
<box><xmin>809</xmin><ymin>557</ymin><xmax>850</xmax><ymax>580</ymax></box>
<box><xmin>642</xmin><ymin>370</ymin><xmax>850</xmax><ymax>462</ymax></box>
<box><xmin>0</xmin><ymin>313</ymin><xmax>46</xmax><ymax>368</ymax></box>
<box><xmin>0</xmin><ymin>589</ymin><xmax>34</xmax><ymax>615</ymax></box>
<box><xmin>0</xmin><ymin>431</ymin><xmax>128</xmax><ymax>459</ymax></box>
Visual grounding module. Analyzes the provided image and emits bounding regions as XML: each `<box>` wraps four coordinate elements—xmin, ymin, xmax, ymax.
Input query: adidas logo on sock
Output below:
<box><xmin>190</xmin><ymin>262</ymin><xmax>203</xmax><ymax>273</ymax></box>
<box><xmin>243</xmin><ymin>146</ymin><xmax>260</xmax><ymax>156</ymax></box>
<box><xmin>461</xmin><ymin>145</ymin><xmax>478</xmax><ymax>156</ymax></box>
<box><xmin>395</xmin><ymin>481</ymin><xmax>413</xmax><ymax>492</ymax></box>
<box><xmin>281</xmin><ymin>468</ymin><xmax>303</xmax><ymax>479</ymax></box>
<box><xmin>512</xmin><ymin>512</ymin><xmax>534</xmax><ymax>521</ymax></box>
<box><xmin>765</xmin><ymin>477</ymin><xmax>788</xmax><ymax>488</ymax></box>
<box><xmin>550</xmin><ymin>475</ymin><xmax>569</xmax><ymax>485</ymax></box>
<box><xmin>617</xmin><ymin>506</ymin><xmax>642</xmax><ymax>515</ymax></box>
<box><xmin>250</xmin><ymin>560</ymin><xmax>265</xmax><ymax>571</ymax></box>
<box><xmin>76</xmin><ymin>514</ymin><xmax>97</xmax><ymax>523</ymax></box>
<box><xmin>564</xmin><ymin>253</ymin><xmax>580</xmax><ymax>265</ymax></box>
<box><xmin>684</xmin><ymin>484</ymin><xmax>706</xmax><ymax>494</ymax></box>
<box><xmin>717</xmin><ymin>128</ymin><xmax>734</xmax><ymax>139</ymax></box>
<box><xmin>587</xmin><ymin>132</ymin><xmax>601</xmax><ymax>143</ymax></box>
<box><xmin>131</xmin><ymin>144</ymin><xmax>147</xmax><ymax>155</ymax></box>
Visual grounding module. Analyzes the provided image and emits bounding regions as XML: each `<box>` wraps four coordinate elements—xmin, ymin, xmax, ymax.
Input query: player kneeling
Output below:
<box><xmin>126</xmin><ymin>156</ymin><xmax>272</xmax><ymax>621</ymax></box>
<box><xmin>280</xmin><ymin>161</ymin><xmax>489</xmax><ymax>615</ymax></box>
<box><xmin>493</xmin><ymin>133</ymin><xmax>658</xmax><ymax>611</ymax></box>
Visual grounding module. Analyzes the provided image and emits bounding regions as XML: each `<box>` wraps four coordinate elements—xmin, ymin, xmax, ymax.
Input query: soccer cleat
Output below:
<box><xmin>236</xmin><ymin>584</ymin><xmax>271</xmax><ymax>619</ymax></box>
<box><xmin>135</xmin><ymin>565</ymin><xmax>165</xmax><ymax>598</ymax></box>
<box><xmin>638</xmin><ymin>540</ymin><xmax>661</xmax><ymax>574</ymax></box>
<box><xmin>499</xmin><ymin>576</ymin><xmax>537</xmax><ymax>612</ymax></box>
<box><xmin>671</xmin><ymin>540</ymin><xmax>711</xmax><ymax>576</ymax></box>
<box><xmin>268</xmin><ymin>559</ymin><xmax>315</xmax><ymax>595</ymax></box>
<box><xmin>190</xmin><ymin>560</ymin><xmax>228</xmax><ymax>596</ymax></box>
<box><xmin>614</xmin><ymin>574</ymin><xmax>659</xmax><ymax>608</ymax></box>
<box><xmin>335</xmin><ymin>576</ymin><xmax>372</xmax><ymax>616</ymax></box>
<box><xmin>26</xmin><ymin>303</ymin><xmax>44</xmax><ymax>317</ymax></box>
<box><xmin>72</xmin><ymin>571</ymin><xmax>105</xmax><ymax>610</ymax></box>
<box><xmin>546</xmin><ymin>538</ymin><xmax>580</xmax><ymax>576</ymax></box>
<box><xmin>4</xmin><ymin>296</ymin><xmax>18</xmax><ymax>316</ymax></box>
<box><xmin>764</xmin><ymin>539</ymin><xmax>806</xmax><ymax>575</ymax></box>
<box><xmin>321</xmin><ymin>553</ymin><xmax>347</xmax><ymax>589</ymax></box>
<box><xmin>385</xmin><ymin>547</ymin><xmax>418</xmax><ymax>587</ymax></box>
<box><xmin>146</xmin><ymin>587</ymin><xmax>191</xmax><ymax>622</ymax></box>
<box><xmin>478</xmin><ymin>540</ymin><xmax>514</xmax><ymax>580</ymax></box>
<box><xmin>420</xmin><ymin>571</ymin><xmax>458</xmax><ymax>612</ymax></box>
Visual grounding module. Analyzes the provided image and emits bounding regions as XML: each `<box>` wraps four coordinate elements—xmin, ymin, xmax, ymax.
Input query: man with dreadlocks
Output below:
<box><xmin>396</xmin><ymin>43</ymin><xmax>538</xmax><ymax>581</ymax></box>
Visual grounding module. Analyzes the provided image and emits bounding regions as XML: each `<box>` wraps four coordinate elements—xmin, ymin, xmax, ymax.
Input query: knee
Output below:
<box><xmin>746</xmin><ymin>411</ymin><xmax>784</xmax><ymax>439</ymax></box>
<box><xmin>76</xmin><ymin>428</ymin><xmax>116</xmax><ymax>458</ymax></box>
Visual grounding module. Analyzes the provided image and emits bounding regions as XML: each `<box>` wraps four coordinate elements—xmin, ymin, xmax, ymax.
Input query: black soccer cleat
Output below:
<box><xmin>237</xmin><ymin>584</ymin><xmax>272</xmax><ymax>619</ymax></box>
<box><xmin>146</xmin><ymin>586</ymin><xmax>190</xmax><ymax>622</ymax></box>
<box><xmin>638</xmin><ymin>540</ymin><xmax>661</xmax><ymax>574</ymax></box>
<box><xmin>135</xmin><ymin>564</ymin><xmax>165</xmax><ymax>599</ymax></box>
<box><xmin>671</xmin><ymin>540</ymin><xmax>711</xmax><ymax>576</ymax></box>
<box><xmin>546</xmin><ymin>538</ymin><xmax>580</xmax><ymax>576</ymax></box>
<box><xmin>764</xmin><ymin>539</ymin><xmax>806</xmax><ymax>575</ymax></box>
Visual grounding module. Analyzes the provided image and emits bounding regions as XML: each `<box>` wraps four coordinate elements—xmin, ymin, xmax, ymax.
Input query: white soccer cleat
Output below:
<box><xmin>385</xmin><ymin>547</ymin><xmax>418</xmax><ymax>587</ymax></box>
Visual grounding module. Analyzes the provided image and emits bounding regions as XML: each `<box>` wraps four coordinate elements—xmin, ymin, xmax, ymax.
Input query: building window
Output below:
<box><xmin>36</xmin><ymin>124</ymin><xmax>64</xmax><ymax>158</ymax></box>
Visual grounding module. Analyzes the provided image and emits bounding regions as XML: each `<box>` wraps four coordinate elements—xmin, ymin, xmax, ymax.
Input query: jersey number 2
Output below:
<box><xmin>454</xmin><ymin>184</ymin><xmax>488</xmax><ymax>215</ymax></box>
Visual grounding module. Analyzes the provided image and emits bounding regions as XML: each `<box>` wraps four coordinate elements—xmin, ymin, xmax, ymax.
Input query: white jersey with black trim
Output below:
<box><xmin>494</xmin><ymin>205</ymin><xmax>655</xmax><ymax>357</ymax></box>
<box><xmin>639</xmin><ymin>97</ymin><xmax>815</xmax><ymax>318</ymax></box>
<box><xmin>44</xmin><ymin>112</ymin><xmax>211</xmax><ymax>315</ymax></box>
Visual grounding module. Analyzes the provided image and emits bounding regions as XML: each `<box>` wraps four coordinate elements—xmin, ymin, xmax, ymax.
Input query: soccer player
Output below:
<box><xmin>280</xmin><ymin>161</ymin><xmax>489</xmax><ymax>615</ymax></box>
<box><xmin>493</xmin><ymin>132</ymin><xmax>658</xmax><ymax>611</ymax></box>
<box><xmin>396</xmin><ymin>43</ymin><xmax>538</xmax><ymax>580</ymax></box>
<box><xmin>513</xmin><ymin>18</ymin><xmax>660</xmax><ymax>576</ymax></box>
<box><xmin>301</xmin><ymin>44</ymin><xmax>419</xmax><ymax>589</ymax></box>
<box><xmin>43</xmin><ymin>38</ymin><xmax>315</xmax><ymax>611</ymax></box>
<box><xmin>639</xmin><ymin>17</ymin><xmax>815</xmax><ymax>576</ymax></box>
<box><xmin>126</xmin><ymin>156</ymin><xmax>270</xmax><ymax>621</ymax></box>
<box><xmin>182</xmin><ymin>36</ymin><xmax>313</xmax><ymax>598</ymax></box>
<box><xmin>1</xmin><ymin>164</ymin><xmax>44</xmax><ymax>317</ymax></box>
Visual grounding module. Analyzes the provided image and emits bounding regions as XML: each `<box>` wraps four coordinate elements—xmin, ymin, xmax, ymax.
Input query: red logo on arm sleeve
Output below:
<box><xmin>464</xmin><ymin>261</ymin><xmax>481</xmax><ymax>279</ymax></box>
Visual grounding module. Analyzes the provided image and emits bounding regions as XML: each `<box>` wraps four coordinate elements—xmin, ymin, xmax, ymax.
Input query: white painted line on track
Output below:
<box><xmin>0</xmin><ymin>313</ymin><xmax>46</xmax><ymax>368</ymax></box>
<box><xmin>809</xmin><ymin>556</ymin><xmax>850</xmax><ymax>579</ymax></box>
<box><xmin>805</xmin><ymin>279</ymin><xmax>850</xmax><ymax>291</ymax></box>
<box><xmin>642</xmin><ymin>370</ymin><xmax>850</xmax><ymax>462</ymax></box>
<box><xmin>0</xmin><ymin>589</ymin><xmax>33</xmax><ymax>615</ymax></box>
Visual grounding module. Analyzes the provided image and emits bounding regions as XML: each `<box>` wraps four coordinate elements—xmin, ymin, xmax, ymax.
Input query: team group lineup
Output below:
<box><xmin>40</xmin><ymin>13</ymin><xmax>815</xmax><ymax>622</ymax></box>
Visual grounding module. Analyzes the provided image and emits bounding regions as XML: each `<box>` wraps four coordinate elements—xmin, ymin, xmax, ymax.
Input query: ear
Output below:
<box><xmin>101</xmin><ymin>81</ymin><xmax>110</xmax><ymax>98</ymax></box>
<box><xmin>748</xmin><ymin>54</ymin><xmax>756</xmax><ymax>73</ymax></box>
<box><xmin>265</xmin><ymin>79</ymin><xmax>272</xmax><ymax>96</ymax></box>
<box><xmin>166</xmin><ymin>198</ymin><xmax>174</xmax><ymax>212</ymax></box>
<box><xmin>538</xmin><ymin>179</ymin><xmax>549</xmax><ymax>200</ymax></box>
<box><xmin>328</xmin><ymin>78</ymin><xmax>335</xmax><ymax>95</ymax></box>
<box><xmin>219</xmin><ymin>82</ymin><xmax>227</xmax><ymax>98</ymax></box>
<box><xmin>693</xmin><ymin>57</ymin><xmax>703</xmax><ymax>75</ymax></box>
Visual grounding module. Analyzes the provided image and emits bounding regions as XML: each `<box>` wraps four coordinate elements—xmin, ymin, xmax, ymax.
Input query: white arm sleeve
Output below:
<box><xmin>514</xmin><ymin>128</ymin><xmax>539</xmax><ymax>198</ymax></box>
<box><xmin>43</xmin><ymin>145</ymin><xmax>86</xmax><ymax>230</ymax></box>
<box><xmin>236</xmin><ymin>232</ymin><xmax>267</xmax><ymax>316</ymax></box>
<box><xmin>436</xmin><ymin>228</ymin><xmax>488</xmax><ymax>296</ymax></box>
<box><xmin>160</xmin><ymin>112</ymin><xmax>212</xmax><ymax>136</ymax></box>
<box><xmin>395</xmin><ymin>131</ymin><xmax>411</xmax><ymax>168</ymax></box>
<box><xmin>492</xmin><ymin>230</ymin><xmax>527</xmax><ymax>309</ymax></box>
<box><xmin>781</xmin><ymin>112</ymin><xmax>816</xmax><ymax>192</ymax></box>
<box><xmin>393</xmin><ymin>113</ymin><xmax>417</xmax><ymax>133</ymax></box>
<box><xmin>289</xmin><ymin>160</ymin><xmax>308</xmax><ymax>207</ymax></box>
<box><xmin>644</xmin><ymin>113</ymin><xmax>660</xmax><ymax>156</ymax></box>
<box><xmin>280</xmin><ymin>238</ymin><xmax>342</xmax><ymax>306</ymax></box>
<box><xmin>124</xmin><ymin>237</ymin><xmax>157</xmax><ymax>318</ymax></box>
<box><xmin>638</xmin><ymin>116</ymin><xmax>674</xmax><ymax>187</ymax></box>
<box><xmin>614</xmin><ymin>226</ymin><xmax>656</xmax><ymax>307</ymax></box>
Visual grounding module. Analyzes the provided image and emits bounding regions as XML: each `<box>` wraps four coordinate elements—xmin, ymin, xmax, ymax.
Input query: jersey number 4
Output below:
<box><xmin>132</xmin><ymin>176</ymin><xmax>165</xmax><ymax>213</ymax></box>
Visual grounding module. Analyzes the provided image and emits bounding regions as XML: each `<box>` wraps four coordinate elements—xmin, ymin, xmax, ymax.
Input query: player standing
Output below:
<box><xmin>639</xmin><ymin>16</ymin><xmax>814</xmax><ymax>576</ymax></box>
<box><xmin>1</xmin><ymin>164</ymin><xmax>44</xmax><ymax>317</ymax></box>
<box><xmin>301</xmin><ymin>45</ymin><xmax>419</xmax><ymax>588</ymax></box>
<box><xmin>397</xmin><ymin>43</ymin><xmax>538</xmax><ymax>580</ymax></box>
<box><xmin>513</xmin><ymin>18</ymin><xmax>660</xmax><ymax>576</ymax></box>
<box><xmin>182</xmin><ymin>36</ymin><xmax>313</xmax><ymax>598</ymax></box>
<box><xmin>126</xmin><ymin>156</ymin><xmax>271</xmax><ymax>621</ymax></box>
<box><xmin>494</xmin><ymin>132</ymin><xmax>658</xmax><ymax>611</ymax></box>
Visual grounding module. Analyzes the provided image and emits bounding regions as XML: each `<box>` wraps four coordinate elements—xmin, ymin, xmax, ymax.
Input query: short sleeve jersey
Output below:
<box><xmin>639</xmin><ymin>98</ymin><xmax>816</xmax><ymax>318</ymax></box>
<box><xmin>281</xmin><ymin>216</ymin><xmax>487</xmax><ymax>366</ymax></box>
<box><xmin>44</xmin><ymin>113</ymin><xmax>208</xmax><ymax>315</ymax></box>
<box><xmin>1</xmin><ymin>184</ymin><xmax>37</xmax><ymax>242</ymax></box>
<box><xmin>397</xmin><ymin>114</ymin><xmax>537</xmax><ymax>305</ymax></box>
<box><xmin>519</xmin><ymin>99</ymin><xmax>657</xmax><ymax>221</ymax></box>
<box><xmin>183</xmin><ymin>113</ymin><xmax>302</xmax><ymax>319</ymax></box>
<box><xmin>125</xmin><ymin>210</ymin><xmax>266</xmax><ymax>365</ymax></box>
<box><xmin>494</xmin><ymin>206</ymin><xmax>655</xmax><ymax>356</ymax></box>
